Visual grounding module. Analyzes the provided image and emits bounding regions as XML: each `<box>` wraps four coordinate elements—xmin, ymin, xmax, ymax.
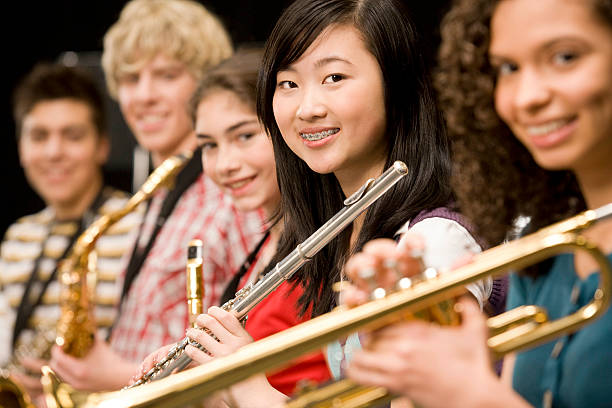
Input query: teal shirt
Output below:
<box><xmin>508</xmin><ymin>253</ymin><xmax>612</xmax><ymax>408</ymax></box>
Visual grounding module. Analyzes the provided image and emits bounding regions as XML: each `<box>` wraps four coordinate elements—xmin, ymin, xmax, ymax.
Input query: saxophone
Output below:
<box><xmin>0</xmin><ymin>152</ymin><xmax>192</xmax><ymax>407</ymax></box>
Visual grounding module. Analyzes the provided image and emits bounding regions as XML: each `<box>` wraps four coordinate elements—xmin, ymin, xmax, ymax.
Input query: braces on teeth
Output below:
<box><xmin>301</xmin><ymin>128</ymin><xmax>338</xmax><ymax>141</ymax></box>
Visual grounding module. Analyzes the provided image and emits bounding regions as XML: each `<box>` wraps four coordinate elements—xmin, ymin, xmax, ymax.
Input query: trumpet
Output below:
<box><xmin>42</xmin><ymin>203</ymin><xmax>612</xmax><ymax>408</ymax></box>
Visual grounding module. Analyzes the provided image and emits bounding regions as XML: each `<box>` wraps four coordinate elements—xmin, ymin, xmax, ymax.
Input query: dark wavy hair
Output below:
<box><xmin>257</xmin><ymin>0</ymin><xmax>452</xmax><ymax>317</ymax></box>
<box><xmin>13</xmin><ymin>63</ymin><xmax>107</xmax><ymax>139</ymax></box>
<box><xmin>189</xmin><ymin>47</ymin><xmax>263</xmax><ymax>123</ymax></box>
<box><xmin>435</xmin><ymin>0</ymin><xmax>612</xmax><ymax>249</ymax></box>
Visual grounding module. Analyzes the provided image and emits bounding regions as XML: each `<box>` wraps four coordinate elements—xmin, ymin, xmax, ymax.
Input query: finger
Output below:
<box><xmin>10</xmin><ymin>372</ymin><xmax>43</xmax><ymax>392</ymax></box>
<box><xmin>185</xmin><ymin>344</ymin><xmax>213</xmax><ymax>365</ymax></box>
<box><xmin>207</xmin><ymin>307</ymin><xmax>250</xmax><ymax>339</ymax></box>
<box><xmin>450</xmin><ymin>253</ymin><xmax>475</xmax><ymax>270</ymax></box>
<box><xmin>344</xmin><ymin>251</ymin><xmax>381</xmax><ymax>289</ymax></box>
<box><xmin>194</xmin><ymin>313</ymin><xmax>235</xmax><ymax>344</ymax></box>
<box><xmin>456</xmin><ymin>297</ymin><xmax>487</xmax><ymax>335</ymax></box>
<box><xmin>186</xmin><ymin>327</ymin><xmax>226</xmax><ymax>357</ymax></box>
<box><xmin>18</xmin><ymin>356</ymin><xmax>47</xmax><ymax>372</ymax></box>
<box><xmin>338</xmin><ymin>284</ymin><xmax>370</xmax><ymax>307</ymax></box>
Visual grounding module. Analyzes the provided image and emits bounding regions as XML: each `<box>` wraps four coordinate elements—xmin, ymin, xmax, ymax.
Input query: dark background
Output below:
<box><xmin>2</xmin><ymin>0</ymin><xmax>450</xmax><ymax>238</ymax></box>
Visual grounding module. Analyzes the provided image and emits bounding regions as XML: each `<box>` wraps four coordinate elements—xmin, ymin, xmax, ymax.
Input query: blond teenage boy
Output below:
<box><xmin>49</xmin><ymin>0</ymin><xmax>262</xmax><ymax>391</ymax></box>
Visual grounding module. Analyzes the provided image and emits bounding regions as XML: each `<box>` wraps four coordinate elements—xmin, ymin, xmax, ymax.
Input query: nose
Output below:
<box><xmin>296</xmin><ymin>86</ymin><xmax>327</xmax><ymax>120</ymax></box>
<box><xmin>513</xmin><ymin>68</ymin><xmax>551</xmax><ymax>113</ymax></box>
<box><xmin>216</xmin><ymin>144</ymin><xmax>241</xmax><ymax>177</ymax></box>
<box><xmin>44</xmin><ymin>134</ymin><xmax>64</xmax><ymax>159</ymax></box>
<box><xmin>133</xmin><ymin>73</ymin><xmax>158</xmax><ymax>102</ymax></box>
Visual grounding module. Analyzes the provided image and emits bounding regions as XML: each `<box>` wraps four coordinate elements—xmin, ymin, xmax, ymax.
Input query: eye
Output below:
<box><xmin>160</xmin><ymin>70</ymin><xmax>180</xmax><ymax>80</ymax></box>
<box><xmin>494</xmin><ymin>61</ymin><xmax>518</xmax><ymax>77</ymax></box>
<box><xmin>278</xmin><ymin>80</ymin><xmax>297</xmax><ymax>89</ymax></box>
<box><xmin>237</xmin><ymin>133</ymin><xmax>254</xmax><ymax>142</ymax></box>
<box><xmin>552</xmin><ymin>51</ymin><xmax>578</xmax><ymax>66</ymax></box>
<box><xmin>26</xmin><ymin>131</ymin><xmax>47</xmax><ymax>143</ymax></box>
<box><xmin>323</xmin><ymin>74</ymin><xmax>344</xmax><ymax>84</ymax></box>
<box><xmin>200</xmin><ymin>141</ymin><xmax>217</xmax><ymax>151</ymax></box>
<box><xmin>120</xmin><ymin>72</ymin><xmax>139</xmax><ymax>84</ymax></box>
<box><xmin>64</xmin><ymin>129</ymin><xmax>86</xmax><ymax>141</ymax></box>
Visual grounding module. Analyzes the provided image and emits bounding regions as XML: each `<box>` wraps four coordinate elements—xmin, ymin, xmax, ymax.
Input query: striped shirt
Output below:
<box><xmin>0</xmin><ymin>187</ymin><xmax>140</xmax><ymax>365</ymax></box>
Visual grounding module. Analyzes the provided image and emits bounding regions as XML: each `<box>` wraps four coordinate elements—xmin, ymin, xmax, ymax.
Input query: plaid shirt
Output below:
<box><xmin>110</xmin><ymin>174</ymin><xmax>263</xmax><ymax>362</ymax></box>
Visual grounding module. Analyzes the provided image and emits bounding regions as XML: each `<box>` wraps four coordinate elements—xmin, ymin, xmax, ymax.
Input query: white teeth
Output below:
<box><xmin>228</xmin><ymin>180</ymin><xmax>250</xmax><ymax>189</ymax></box>
<box><xmin>527</xmin><ymin>119</ymin><xmax>570</xmax><ymax>135</ymax></box>
<box><xmin>300</xmin><ymin>128</ymin><xmax>339</xmax><ymax>141</ymax></box>
<box><xmin>141</xmin><ymin>114</ymin><xmax>165</xmax><ymax>123</ymax></box>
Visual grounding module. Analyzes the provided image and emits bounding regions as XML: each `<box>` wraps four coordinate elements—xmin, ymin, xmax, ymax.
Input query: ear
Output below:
<box><xmin>95</xmin><ymin>134</ymin><xmax>111</xmax><ymax>165</ymax></box>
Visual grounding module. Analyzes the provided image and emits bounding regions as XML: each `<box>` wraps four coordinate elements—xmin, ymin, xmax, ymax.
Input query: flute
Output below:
<box><xmin>129</xmin><ymin>161</ymin><xmax>408</xmax><ymax>386</ymax></box>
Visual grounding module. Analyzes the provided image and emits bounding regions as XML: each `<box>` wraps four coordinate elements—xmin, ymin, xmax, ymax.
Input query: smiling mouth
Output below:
<box><xmin>226</xmin><ymin>176</ymin><xmax>255</xmax><ymax>190</ymax></box>
<box><xmin>300</xmin><ymin>128</ymin><xmax>340</xmax><ymax>141</ymax></box>
<box><xmin>526</xmin><ymin>118</ymin><xmax>574</xmax><ymax>136</ymax></box>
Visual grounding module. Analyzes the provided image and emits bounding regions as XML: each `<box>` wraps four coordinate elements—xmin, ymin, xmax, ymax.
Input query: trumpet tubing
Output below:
<box><xmin>42</xmin><ymin>203</ymin><xmax>612</xmax><ymax>408</ymax></box>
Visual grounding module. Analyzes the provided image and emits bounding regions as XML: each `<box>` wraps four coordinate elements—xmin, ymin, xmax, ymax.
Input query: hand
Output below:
<box><xmin>342</xmin><ymin>235</ymin><xmax>425</xmax><ymax>307</ymax></box>
<box><xmin>346</xmin><ymin>298</ymin><xmax>517</xmax><ymax>408</ymax></box>
<box><xmin>132</xmin><ymin>343</ymin><xmax>179</xmax><ymax>385</ymax></box>
<box><xmin>49</xmin><ymin>335</ymin><xmax>137</xmax><ymax>391</ymax></box>
<box><xmin>184</xmin><ymin>306</ymin><xmax>254</xmax><ymax>364</ymax></box>
<box><xmin>10</xmin><ymin>355</ymin><xmax>46</xmax><ymax>405</ymax></box>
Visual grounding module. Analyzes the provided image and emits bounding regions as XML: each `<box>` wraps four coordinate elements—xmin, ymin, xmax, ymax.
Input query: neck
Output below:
<box><xmin>335</xmin><ymin>158</ymin><xmax>387</xmax><ymax>197</ymax></box>
<box><xmin>151</xmin><ymin>131</ymin><xmax>198</xmax><ymax>167</ymax></box>
<box><xmin>262</xmin><ymin>204</ymin><xmax>283</xmax><ymax>241</ymax></box>
<box><xmin>574</xmin><ymin>163</ymin><xmax>612</xmax><ymax>210</ymax></box>
<box><xmin>52</xmin><ymin>173</ymin><xmax>103</xmax><ymax>221</ymax></box>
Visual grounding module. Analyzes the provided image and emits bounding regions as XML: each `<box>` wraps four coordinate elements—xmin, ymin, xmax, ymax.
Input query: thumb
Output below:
<box><xmin>457</xmin><ymin>297</ymin><xmax>487</xmax><ymax>336</ymax></box>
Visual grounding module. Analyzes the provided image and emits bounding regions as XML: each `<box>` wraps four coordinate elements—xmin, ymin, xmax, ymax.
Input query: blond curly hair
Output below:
<box><xmin>102</xmin><ymin>0</ymin><xmax>233</xmax><ymax>98</ymax></box>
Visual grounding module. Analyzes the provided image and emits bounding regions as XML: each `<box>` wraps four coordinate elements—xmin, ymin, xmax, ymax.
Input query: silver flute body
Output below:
<box><xmin>130</xmin><ymin>161</ymin><xmax>408</xmax><ymax>386</ymax></box>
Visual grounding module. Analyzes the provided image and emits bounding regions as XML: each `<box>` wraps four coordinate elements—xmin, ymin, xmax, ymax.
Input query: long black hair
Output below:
<box><xmin>257</xmin><ymin>0</ymin><xmax>452</xmax><ymax>317</ymax></box>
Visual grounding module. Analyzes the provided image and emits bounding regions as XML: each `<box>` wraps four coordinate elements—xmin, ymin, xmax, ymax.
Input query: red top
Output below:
<box><xmin>239</xmin><ymin>249</ymin><xmax>331</xmax><ymax>395</ymax></box>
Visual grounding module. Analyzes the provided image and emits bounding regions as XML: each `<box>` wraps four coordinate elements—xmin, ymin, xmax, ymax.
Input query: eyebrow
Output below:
<box><xmin>226</xmin><ymin>119</ymin><xmax>258</xmax><ymax>133</ymax></box>
<box><xmin>314</xmin><ymin>56</ymin><xmax>353</xmax><ymax>69</ymax></box>
<box><xmin>489</xmin><ymin>36</ymin><xmax>588</xmax><ymax>61</ymax></box>
<box><xmin>281</xmin><ymin>56</ymin><xmax>353</xmax><ymax>72</ymax></box>
<box><xmin>196</xmin><ymin>119</ymin><xmax>259</xmax><ymax>140</ymax></box>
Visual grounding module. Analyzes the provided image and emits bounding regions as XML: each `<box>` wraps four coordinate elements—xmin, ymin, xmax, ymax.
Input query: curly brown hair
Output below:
<box><xmin>434</xmin><ymin>0</ymin><xmax>611</xmax><ymax>247</ymax></box>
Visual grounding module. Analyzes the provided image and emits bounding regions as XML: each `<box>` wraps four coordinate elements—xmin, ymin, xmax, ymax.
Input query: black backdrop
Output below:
<box><xmin>2</xmin><ymin>0</ymin><xmax>450</xmax><ymax>238</ymax></box>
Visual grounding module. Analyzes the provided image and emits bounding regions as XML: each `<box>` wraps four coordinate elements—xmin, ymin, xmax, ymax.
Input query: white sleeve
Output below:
<box><xmin>0</xmin><ymin>289</ymin><xmax>13</xmax><ymax>366</ymax></box>
<box><xmin>400</xmin><ymin>217</ymin><xmax>492</xmax><ymax>309</ymax></box>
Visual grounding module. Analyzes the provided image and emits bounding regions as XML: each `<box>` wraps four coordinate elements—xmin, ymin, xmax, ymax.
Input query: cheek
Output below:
<box><xmin>272</xmin><ymin>96</ymin><xmax>290</xmax><ymax>130</ymax></box>
<box><xmin>493</xmin><ymin>83</ymin><xmax>512</xmax><ymax>123</ymax></box>
<box><xmin>202</xmin><ymin>153</ymin><xmax>218</xmax><ymax>181</ymax></box>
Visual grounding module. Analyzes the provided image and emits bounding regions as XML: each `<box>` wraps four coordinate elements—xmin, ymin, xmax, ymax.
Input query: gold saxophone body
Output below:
<box><xmin>40</xmin><ymin>203</ymin><xmax>612</xmax><ymax>408</ymax></box>
<box><xmin>0</xmin><ymin>152</ymin><xmax>192</xmax><ymax>408</ymax></box>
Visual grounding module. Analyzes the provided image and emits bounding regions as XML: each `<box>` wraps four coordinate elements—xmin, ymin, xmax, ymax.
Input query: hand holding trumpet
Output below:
<box><xmin>340</xmin><ymin>235</ymin><xmax>530</xmax><ymax>408</ymax></box>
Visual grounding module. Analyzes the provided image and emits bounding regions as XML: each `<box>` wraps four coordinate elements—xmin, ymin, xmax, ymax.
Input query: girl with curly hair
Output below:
<box><xmin>343</xmin><ymin>0</ymin><xmax>612</xmax><ymax>407</ymax></box>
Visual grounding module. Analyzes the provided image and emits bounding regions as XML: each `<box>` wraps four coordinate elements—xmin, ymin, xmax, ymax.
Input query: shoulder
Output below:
<box><xmin>98</xmin><ymin>186</ymin><xmax>142</xmax><ymax>235</ymax></box>
<box><xmin>3</xmin><ymin>208</ymin><xmax>52</xmax><ymax>242</ymax></box>
<box><xmin>404</xmin><ymin>216</ymin><xmax>481</xmax><ymax>269</ymax></box>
